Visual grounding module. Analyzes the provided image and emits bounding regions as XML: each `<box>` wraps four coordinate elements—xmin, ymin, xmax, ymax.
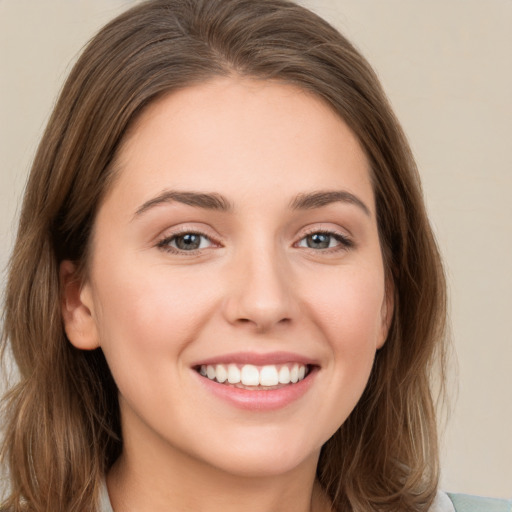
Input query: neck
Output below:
<box><xmin>106</xmin><ymin>433</ymin><xmax>329</xmax><ymax>512</ymax></box>
<box><xmin>108</xmin><ymin>460</ymin><xmax>328</xmax><ymax>512</ymax></box>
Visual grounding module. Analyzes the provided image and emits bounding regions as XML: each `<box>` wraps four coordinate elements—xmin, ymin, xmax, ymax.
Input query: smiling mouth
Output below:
<box><xmin>195</xmin><ymin>363</ymin><xmax>311</xmax><ymax>389</ymax></box>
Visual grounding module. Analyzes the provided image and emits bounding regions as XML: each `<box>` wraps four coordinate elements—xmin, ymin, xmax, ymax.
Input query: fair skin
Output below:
<box><xmin>61</xmin><ymin>77</ymin><xmax>392</xmax><ymax>512</ymax></box>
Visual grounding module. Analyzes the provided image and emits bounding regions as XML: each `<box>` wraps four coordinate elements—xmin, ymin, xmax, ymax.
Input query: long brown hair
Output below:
<box><xmin>1</xmin><ymin>1</ymin><xmax>447</xmax><ymax>510</ymax></box>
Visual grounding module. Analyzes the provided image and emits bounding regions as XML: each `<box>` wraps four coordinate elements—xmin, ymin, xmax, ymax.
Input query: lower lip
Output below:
<box><xmin>194</xmin><ymin>368</ymin><xmax>317</xmax><ymax>411</ymax></box>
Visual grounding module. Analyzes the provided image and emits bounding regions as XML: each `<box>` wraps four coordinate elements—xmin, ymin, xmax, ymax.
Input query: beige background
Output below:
<box><xmin>1</xmin><ymin>0</ymin><xmax>510</xmax><ymax>499</ymax></box>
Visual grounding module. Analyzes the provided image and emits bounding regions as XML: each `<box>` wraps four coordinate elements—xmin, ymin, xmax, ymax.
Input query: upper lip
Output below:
<box><xmin>191</xmin><ymin>351</ymin><xmax>320</xmax><ymax>367</ymax></box>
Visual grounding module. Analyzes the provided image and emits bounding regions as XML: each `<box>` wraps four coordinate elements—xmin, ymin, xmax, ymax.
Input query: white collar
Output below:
<box><xmin>99</xmin><ymin>478</ymin><xmax>114</xmax><ymax>512</ymax></box>
<box><xmin>97</xmin><ymin>479</ymin><xmax>454</xmax><ymax>512</ymax></box>
<box><xmin>430</xmin><ymin>490</ymin><xmax>456</xmax><ymax>512</ymax></box>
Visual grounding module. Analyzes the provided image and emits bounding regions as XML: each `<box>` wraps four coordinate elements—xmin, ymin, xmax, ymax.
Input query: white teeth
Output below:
<box><xmin>290</xmin><ymin>363</ymin><xmax>299</xmax><ymax>383</ymax></box>
<box><xmin>259</xmin><ymin>365</ymin><xmax>279</xmax><ymax>386</ymax></box>
<box><xmin>206</xmin><ymin>365</ymin><xmax>215</xmax><ymax>380</ymax></box>
<box><xmin>278</xmin><ymin>366</ymin><xmax>291</xmax><ymax>384</ymax></box>
<box><xmin>227</xmin><ymin>364</ymin><xmax>241</xmax><ymax>384</ymax></box>
<box><xmin>216</xmin><ymin>364</ymin><xmax>227</xmax><ymax>383</ymax></box>
<box><xmin>241</xmin><ymin>364</ymin><xmax>260</xmax><ymax>386</ymax></box>
<box><xmin>199</xmin><ymin>363</ymin><xmax>309</xmax><ymax>387</ymax></box>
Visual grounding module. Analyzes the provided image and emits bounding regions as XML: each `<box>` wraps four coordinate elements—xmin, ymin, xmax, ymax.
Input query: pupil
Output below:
<box><xmin>176</xmin><ymin>234</ymin><xmax>200</xmax><ymax>250</ymax></box>
<box><xmin>308</xmin><ymin>233</ymin><xmax>330</xmax><ymax>249</ymax></box>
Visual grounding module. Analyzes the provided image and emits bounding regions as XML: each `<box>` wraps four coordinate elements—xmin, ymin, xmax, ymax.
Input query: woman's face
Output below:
<box><xmin>63</xmin><ymin>77</ymin><xmax>391</xmax><ymax>478</ymax></box>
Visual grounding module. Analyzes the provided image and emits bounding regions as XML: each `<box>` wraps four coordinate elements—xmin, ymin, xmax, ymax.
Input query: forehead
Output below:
<box><xmin>108</xmin><ymin>77</ymin><xmax>373</xmax><ymax>213</ymax></box>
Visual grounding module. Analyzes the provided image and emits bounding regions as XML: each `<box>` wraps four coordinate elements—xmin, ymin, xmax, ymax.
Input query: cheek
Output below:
<box><xmin>308</xmin><ymin>266</ymin><xmax>386</xmax><ymax>351</ymax></box>
<box><xmin>305</xmin><ymin>265</ymin><xmax>385</xmax><ymax>400</ymax></box>
<box><xmin>294</xmin><ymin>267</ymin><xmax>386</xmax><ymax>438</ymax></box>
<box><xmin>90</xmin><ymin>259</ymin><xmax>219</xmax><ymax>375</ymax></box>
<box><xmin>89</xmin><ymin>263</ymin><xmax>224</xmax><ymax>425</ymax></box>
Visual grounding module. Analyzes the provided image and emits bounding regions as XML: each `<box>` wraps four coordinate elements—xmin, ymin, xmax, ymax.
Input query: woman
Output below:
<box><xmin>1</xmin><ymin>1</ymin><xmax>509</xmax><ymax>511</ymax></box>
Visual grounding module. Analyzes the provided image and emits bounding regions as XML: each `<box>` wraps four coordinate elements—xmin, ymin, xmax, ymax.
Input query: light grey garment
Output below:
<box><xmin>97</xmin><ymin>480</ymin><xmax>455</xmax><ymax>512</ymax></box>
<box><xmin>99</xmin><ymin>479</ymin><xmax>114</xmax><ymax>512</ymax></box>
<box><xmin>431</xmin><ymin>491</ymin><xmax>457</xmax><ymax>512</ymax></box>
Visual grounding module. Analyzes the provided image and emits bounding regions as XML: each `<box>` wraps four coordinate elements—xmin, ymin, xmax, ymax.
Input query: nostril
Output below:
<box><xmin>235</xmin><ymin>316</ymin><xmax>291</xmax><ymax>330</ymax></box>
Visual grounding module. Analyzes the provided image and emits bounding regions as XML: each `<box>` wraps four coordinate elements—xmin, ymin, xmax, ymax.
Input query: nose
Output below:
<box><xmin>222</xmin><ymin>245</ymin><xmax>298</xmax><ymax>332</ymax></box>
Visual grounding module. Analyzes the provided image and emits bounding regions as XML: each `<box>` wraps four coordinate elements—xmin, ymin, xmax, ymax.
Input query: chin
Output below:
<box><xmin>210</xmin><ymin>450</ymin><xmax>319</xmax><ymax>479</ymax></box>
<box><xmin>189</xmin><ymin>429</ymin><xmax>323</xmax><ymax>479</ymax></box>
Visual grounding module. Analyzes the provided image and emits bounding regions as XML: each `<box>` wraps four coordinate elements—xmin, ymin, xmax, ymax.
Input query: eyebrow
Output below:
<box><xmin>289</xmin><ymin>190</ymin><xmax>371</xmax><ymax>216</ymax></box>
<box><xmin>134</xmin><ymin>190</ymin><xmax>233</xmax><ymax>217</ymax></box>
<box><xmin>133</xmin><ymin>188</ymin><xmax>370</xmax><ymax>218</ymax></box>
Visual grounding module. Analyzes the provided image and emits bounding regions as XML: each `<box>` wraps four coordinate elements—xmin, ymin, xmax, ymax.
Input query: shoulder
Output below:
<box><xmin>430</xmin><ymin>490</ymin><xmax>457</xmax><ymax>512</ymax></box>
<box><xmin>429</xmin><ymin>491</ymin><xmax>512</xmax><ymax>512</ymax></box>
<box><xmin>447</xmin><ymin>493</ymin><xmax>512</xmax><ymax>512</ymax></box>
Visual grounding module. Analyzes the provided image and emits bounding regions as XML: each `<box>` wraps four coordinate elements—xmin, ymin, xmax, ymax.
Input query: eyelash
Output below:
<box><xmin>156</xmin><ymin>228</ymin><xmax>353</xmax><ymax>255</ymax></box>
<box><xmin>156</xmin><ymin>229</ymin><xmax>218</xmax><ymax>254</ymax></box>
<box><xmin>295</xmin><ymin>229</ymin><xmax>354</xmax><ymax>253</ymax></box>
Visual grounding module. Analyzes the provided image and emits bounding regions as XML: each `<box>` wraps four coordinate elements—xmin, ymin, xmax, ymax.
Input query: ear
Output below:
<box><xmin>377</xmin><ymin>277</ymin><xmax>394</xmax><ymax>349</ymax></box>
<box><xmin>60</xmin><ymin>260</ymin><xmax>100</xmax><ymax>350</ymax></box>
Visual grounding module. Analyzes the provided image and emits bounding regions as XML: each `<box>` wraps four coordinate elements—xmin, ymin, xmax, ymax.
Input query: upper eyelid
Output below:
<box><xmin>298</xmin><ymin>232</ymin><xmax>351</xmax><ymax>245</ymax></box>
<box><xmin>158</xmin><ymin>230</ymin><xmax>218</xmax><ymax>245</ymax></box>
<box><xmin>157</xmin><ymin>223</ymin><xmax>220</xmax><ymax>240</ymax></box>
<box><xmin>300</xmin><ymin>226</ymin><xmax>346</xmax><ymax>235</ymax></box>
<box><xmin>298</xmin><ymin>225</ymin><xmax>353</xmax><ymax>240</ymax></box>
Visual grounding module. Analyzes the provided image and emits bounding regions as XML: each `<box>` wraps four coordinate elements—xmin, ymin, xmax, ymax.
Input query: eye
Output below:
<box><xmin>296</xmin><ymin>231</ymin><xmax>352</xmax><ymax>250</ymax></box>
<box><xmin>157</xmin><ymin>232</ymin><xmax>214</xmax><ymax>253</ymax></box>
